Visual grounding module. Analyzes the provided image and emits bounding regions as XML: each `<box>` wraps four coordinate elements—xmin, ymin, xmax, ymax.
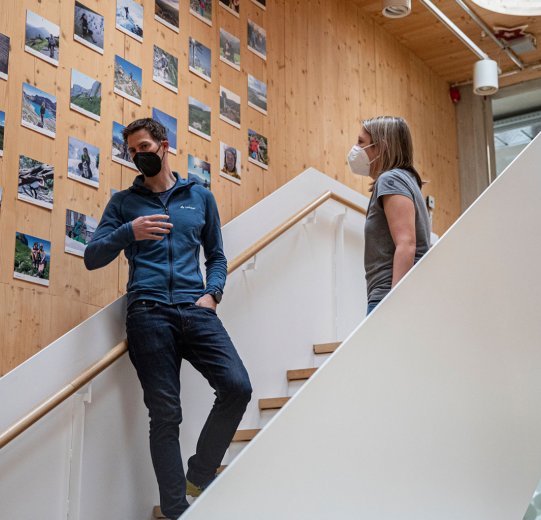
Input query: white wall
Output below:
<box><xmin>181</xmin><ymin>136</ymin><xmax>541</xmax><ymax>519</ymax></box>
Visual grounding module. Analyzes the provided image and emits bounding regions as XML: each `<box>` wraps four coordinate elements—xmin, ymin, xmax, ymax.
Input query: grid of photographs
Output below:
<box><xmin>189</xmin><ymin>0</ymin><xmax>212</xmax><ymax>26</ymax></box>
<box><xmin>68</xmin><ymin>136</ymin><xmax>100</xmax><ymax>188</ymax></box>
<box><xmin>70</xmin><ymin>69</ymin><xmax>102</xmax><ymax>122</ymax></box>
<box><xmin>0</xmin><ymin>33</ymin><xmax>9</xmax><ymax>80</ymax></box>
<box><xmin>220</xmin><ymin>0</ymin><xmax>240</xmax><ymax>18</ymax></box>
<box><xmin>248</xmin><ymin>74</ymin><xmax>268</xmax><ymax>115</ymax></box>
<box><xmin>153</xmin><ymin>45</ymin><xmax>178</xmax><ymax>93</ymax></box>
<box><xmin>155</xmin><ymin>0</ymin><xmax>180</xmax><ymax>33</ymax></box>
<box><xmin>112</xmin><ymin>121</ymin><xmax>136</xmax><ymax>170</ymax></box>
<box><xmin>21</xmin><ymin>82</ymin><xmax>57</xmax><ymax>139</ymax></box>
<box><xmin>25</xmin><ymin>10</ymin><xmax>60</xmax><ymax>67</ymax></box>
<box><xmin>248</xmin><ymin>19</ymin><xmax>266</xmax><ymax>60</ymax></box>
<box><xmin>18</xmin><ymin>155</ymin><xmax>54</xmax><ymax>210</ymax></box>
<box><xmin>74</xmin><ymin>2</ymin><xmax>105</xmax><ymax>54</ymax></box>
<box><xmin>14</xmin><ymin>232</ymin><xmax>51</xmax><ymax>287</ymax></box>
<box><xmin>220</xmin><ymin>142</ymin><xmax>241</xmax><ymax>185</ymax></box>
<box><xmin>220</xmin><ymin>86</ymin><xmax>241</xmax><ymax>129</ymax></box>
<box><xmin>248</xmin><ymin>129</ymin><xmax>268</xmax><ymax>170</ymax></box>
<box><xmin>188</xmin><ymin>97</ymin><xmax>211</xmax><ymax>141</ymax></box>
<box><xmin>116</xmin><ymin>0</ymin><xmax>144</xmax><ymax>42</ymax></box>
<box><xmin>152</xmin><ymin>107</ymin><xmax>178</xmax><ymax>155</ymax></box>
<box><xmin>189</xmin><ymin>37</ymin><xmax>212</xmax><ymax>83</ymax></box>
<box><xmin>65</xmin><ymin>209</ymin><xmax>98</xmax><ymax>257</ymax></box>
<box><xmin>188</xmin><ymin>154</ymin><xmax>211</xmax><ymax>189</ymax></box>
<box><xmin>0</xmin><ymin>111</ymin><xmax>4</xmax><ymax>157</ymax></box>
<box><xmin>114</xmin><ymin>55</ymin><xmax>142</xmax><ymax>105</ymax></box>
<box><xmin>220</xmin><ymin>28</ymin><xmax>240</xmax><ymax>71</ymax></box>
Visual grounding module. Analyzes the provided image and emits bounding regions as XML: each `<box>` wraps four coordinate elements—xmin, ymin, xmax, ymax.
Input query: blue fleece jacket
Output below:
<box><xmin>84</xmin><ymin>173</ymin><xmax>227</xmax><ymax>307</ymax></box>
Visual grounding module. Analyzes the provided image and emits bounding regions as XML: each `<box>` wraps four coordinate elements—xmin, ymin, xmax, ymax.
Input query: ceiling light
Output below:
<box><xmin>382</xmin><ymin>0</ymin><xmax>411</xmax><ymax>18</ymax></box>
<box><xmin>473</xmin><ymin>59</ymin><xmax>499</xmax><ymax>96</ymax></box>
<box><xmin>470</xmin><ymin>1</ymin><xmax>541</xmax><ymax>16</ymax></box>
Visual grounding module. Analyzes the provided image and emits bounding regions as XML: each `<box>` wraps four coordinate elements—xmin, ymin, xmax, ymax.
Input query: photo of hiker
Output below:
<box><xmin>189</xmin><ymin>37</ymin><xmax>212</xmax><ymax>83</ymax></box>
<box><xmin>220</xmin><ymin>141</ymin><xmax>241</xmax><ymax>185</ymax></box>
<box><xmin>188</xmin><ymin>97</ymin><xmax>211</xmax><ymax>141</ymax></box>
<box><xmin>220</xmin><ymin>0</ymin><xmax>240</xmax><ymax>18</ymax></box>
<box><xmin>68</xmin><ymin>136</ymin><xmax>100</xmax><ymax>188</ymax></box>
<box><xmin>112</xmin><ymin>121</ymin><xmax>136</xmax><ymax>170</ymax></box>
<box><xmin>248</xmin><ymin>19</ymin><xmax>266</xmax><ymax>60</ymax></box>
<box><xmin>21</xmin><ymin>83</ymin><xmax>57</xmax><ymax>139</ymax></box>
<box><xmin>18</xmin><ymin>155</ymin><xmax>54</xmax><ymax>210</ymax></box>
<box><xmin>188</xmin><ymin>154</ymin><xmax>211</xmax><ymax>189</ymax></box>
<box><xmin>152</xmin><ymin>107</ymin><xmax>177</xmax><ymax>155</ymax></box>
<box><xmin>116</xmin><ymin>0</ymin><xmax>144</xmax><ymax>42</ymax></box>
<box><xmin>114</xmin><ymin>55</ymin><xmax>142</xmax><ymax>105</ymax></box>
<box><xmin>70</xmin><ymin>69</ymin><xmax>102</xmax><ymax>122</ymax></box>
<box><xmin>65</xmin><ymin>209</ymin><xmax>98</xmax><ymax>257</ymax></box>
<box><xmin>220</xmin><ymin>86</ymin><xmax>241</xmax><ymax>129</ymax></box>
<box><xmin>153</xmin><ymin>45</ymin><xmax>178</xmax><ymax>93</ymax></box>
<box><xmin>189</xmin><ymin>0</ymin><xmax>212</xmax><ymax>26</ymax></box>
<box><xmin>14</xmin><ymin>232</ymin><xmax>51</xmax><ymax>287</ymax></box>
<box><xmin>155</xmin><ymin>0</ymin><xmax>179</xmax><ymax>32</ymax></box>
<box><xmin>251</xmin><ymin>0</ymin><xmax>266</xmax><ymax>10</ymax></box>
<box><xmin>0</xmin><ymin>111</ymin><xmax>5</xmax><ymax>157</ymax></box>
<box><xmin>25</xmin><ymin>10</ymin><xmax>60</xmax><ymax>67</ymax></box>
<box><xmin>248</xmin><ymin>74</ymin><xmax>267</xmax><ymax>115</ymax></box>
<box><xmin>220</xmin><ymin>28</ymin><xmax>240</xmax><ymax>71</ymax></box>
<box><xmin>0</xmin><ymin>33</ymin><xmax>9</xmax><ymax>80</ymax></box>
<box><xmin>248</xmin><ymin>128</ymin><xmax>269</xmax><ymax>170</ymax></box>
<box><xmin>74</xmin><ymin>2</ymin><xmax>104</xmax><ymax>54</ymax></box>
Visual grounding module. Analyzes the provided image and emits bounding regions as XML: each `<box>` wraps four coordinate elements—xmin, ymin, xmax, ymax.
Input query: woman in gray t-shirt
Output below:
<box><xmin>347</xmin><ymin>116</ymin><xmax>431</xmax><ymax>315</ymax></box>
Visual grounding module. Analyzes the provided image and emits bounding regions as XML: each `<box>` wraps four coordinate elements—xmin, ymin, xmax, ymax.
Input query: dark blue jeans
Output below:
<box><xmin>126</xmin><ymin>301</ymin><xmax>252</xmax><ymax>519</ymax></box>
<box><xmin>366</xmin><ymin>300</ymin><xmax>381</xmax><ymax>316</ymax></box>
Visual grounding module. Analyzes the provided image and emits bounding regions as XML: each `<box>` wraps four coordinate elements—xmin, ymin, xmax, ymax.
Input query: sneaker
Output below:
<box><xmin>185</xmin><ymin>479</ymin><xmax>204</xmax><ymax>498</ymax></box>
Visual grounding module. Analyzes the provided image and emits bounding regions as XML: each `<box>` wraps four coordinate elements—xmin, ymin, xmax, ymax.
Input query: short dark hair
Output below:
<box><xmin>122</xmin><ymin>118</ymin><xmax>167</xmax><ymax>143</ymax></box>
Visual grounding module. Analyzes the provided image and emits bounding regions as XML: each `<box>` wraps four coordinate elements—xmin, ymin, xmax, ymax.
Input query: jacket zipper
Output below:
<box><xmin>157</xmin><ymin>199</ymin><xmax>174</xmax><ymax>304</ymax></box>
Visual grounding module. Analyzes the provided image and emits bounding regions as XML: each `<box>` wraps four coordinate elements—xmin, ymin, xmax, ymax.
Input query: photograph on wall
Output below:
<box><xmin>0</xmin><ymin>110</ymin><xmax>5</xmax><ymax>157</ymax></box>
<box><xmin>189</xmin><ymin>0</ymin><xmax>212</xmax><ymax>26</ymax></box>
<box><xmin>248</xmin><ymin>74</ymin><xmax>267</xmax><ymax>115</ymax></box>
<box><xmin>70</xmin><ymin>69</ymin><xmax>102</xmax><ymax>122</ymax></box>
<box><xmin>188</xmin><ymin>154</ymin><xmax>211</xmax><ymax>189</ymax></box>
<box><xmin>155</xmin><ymin>0</ymin><xmax>179</xmax><ymax>33</ymax></box>
<box><xmin>14</xmin><ymin>232</ymin><xmax>51</xmax><ymax>287</ymax></box>
<box><xmin>188</xmin><ymin>97</ymin><xmax>211</xmax><ymax>141</ymax></box>
<box><xmin>116</xmin><ymin>0</ymin><xmax>144</xmax><ymax>42</ymax></box>
<box><xmin>220</xmin><ymin>142</ymin><xmax>241</xmax><ymax>185</ymax></box>
<box><xmin>112</xmin><ymin>121</ymin><xmax>136</xmax><ymax>170</ymax></box>
<box><xmin>189</xmin><ymin>37</ymin><xmax>211</xmax><ymax>83</ymax></box>
<box><xmin>74</xmin><ymin>2</ymin><xmax>105</xmax><ymax>54</ymax></box>
<box><xmin>152</xmin><ymin>107</ymin><xmax>177</xmax><ymax>155</ymax></box>
<box><xmin>219</xmin><ymin>28</ymin><xmax>240</xmax><ymax>71</ymax></box>
<box><xmin>68</xmin><ymin>136</ymin><xmax>100</xmax><ymax>188</ymax></box>
<box><xmin>0</xmin><ymin>33</ymin><xmax>9</xmax><ymax>80</ymax></box>
<box><xmin>220</xmin><ymin>0</ymin><xmax>239</xmax><ymax>17</ymax></box>
<box><xmin>248</xmin><ymin>128</ymin><xmax>268</xmax><ymax>170</ymax></box>
<box><xmin>114</xmin><ymin>55</ymin><xmax>142</xmax><ymax>105</ymax></box>
<box><xmin>248</xmin><ymin>19</ymin><xmax>266</xmax><ymax>60</ymax></box>
<box><xmin>18</xmin><ymin>155</ymin><xmax>54</xmax><ymax>210</ymax></box>
<box><xmin>153</xmin><ymin>45</ymin><xmax>178</xmax><ymax>93</ymax></box>
<box><xmin>251</xmin><ymin>0</ymin><xmax>266</xmax><ymax>10</ymax></box>
<box><xmin>21</xmin><ymin>82</ymin><xmax>57</xmax><ymax>139</ymax></box>
<box><xmin>25</xmin><ymin>10</ymin><xmax>60</xmax><ymax>67</ymax></box>
<box><xmin>219</xmin><ymin>86</ymin><xmax>240</xmax><ymax>129</ymax></box>
<box><xmin>65</xmin><ymin>209</ymin><xmax>98</xmax><ymax>257</ymax></box>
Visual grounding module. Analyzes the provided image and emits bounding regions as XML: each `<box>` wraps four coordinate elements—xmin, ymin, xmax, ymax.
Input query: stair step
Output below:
<box><xmin>287</xmin><ymin>367</ymin><xmax>317</xmax><ymax>381</ymax></box>
<box><xmin>313</xmin><ymin>341</ymin><xmax>341</xmax><ymax>354</ymax></box>
<box><xmin>232</xmin><ymin>428</ymin><xmax>260</xmax><ymax>442</ymax></box>
<box><xmin>259</xmin><ymin>396</ymin><xmax>290</xmax><ymax>410</ymax></box>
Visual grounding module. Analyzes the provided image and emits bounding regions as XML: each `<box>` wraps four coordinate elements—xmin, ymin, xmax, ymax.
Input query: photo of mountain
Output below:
<box><xmin>152</xmin><ymin>108</ymin><xmax>177</xmax><ymax>155</ymax></box>
<box><xmin>188</xmin><ymin>154</ymin><xmax>211</xmax><ymax>189</ymax></box>
<box><xmin>220</xmin><ymin>86</ymin><xmax>241</xmax><ymax>129</ymax></box>
<box><xmin>25</xmin><ymin>10</ymin><xmax>60</xmax><ymax>66</ymax></box>
<box><xmin>74</xmin><ymin>1</ymin><xmax>105</xmax><ymax>54</ymax></box>
<box><xmin>189</xmin><ymin>37</ymin><xmax>212</xmax><ymax>83</ymax></box>
<box><xmin>112</xmin><ymin>121</ymin><xmax>136</xmax><ymax>170</ymax></box>
<box><xmin>188</xmin><ymin>97</ymin><xmax>211</xmax><ymax>141</ymax></box>
<box><xmin>0</xmin><ymin>33</ymin><xmax>9</xmax><ymax>80</ymax></box>
<box><xmin>18</xmin><ymin>154</ymin><xmax>55</xmax><ymax>210</ymax></box>
<box><xmin>155</xmin><ymin>0</ymin><xmax>179</xmax><ymax>33</ymax></box>
<box><xmin>153</xmin><ymin>45</ymin><xmax>178</xmax><ymax>93</ymax></box>
<box><xmin>70</xmin><ymin>69</ymin><xmax>102</xmax><ymax>121</ymax></box>
<box><xmin>68</xmin><ymin>136</ymin><xmax>100</xmax><ymax>188</ymax></box>
<box><xmin>14</xmin><ymin>232</ymin><xmax>51</xmax><ymax>287</ymax></box>
<box><xmin>248</xmin><ymin>74</ymin><xmax>267</xmax><ymax>115</ymax></box>
<box><xmin>65</xmin><ymin>209</ymin><xmax>98</xmax><ymax>257</ymax></box>
<box><xmin>116</xmin><ymin>0</ymin><xmax>144</xmax><ymax>42</ymax></box>
<box><xmin>21</xmin><ymin>82</ymin><xmax>57</xmax><ymax>138</ymax></box>
<box><xmin>114</xmin><ymin>55</ymin><xmax>142</xmax><ymax>105</ymax></box>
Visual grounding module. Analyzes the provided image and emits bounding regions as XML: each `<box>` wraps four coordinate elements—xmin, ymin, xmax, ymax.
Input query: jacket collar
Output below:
<box><xmin>129</xmin><ymin>171</ymin><xmax>195</xmax><ymax>196</ymax></box>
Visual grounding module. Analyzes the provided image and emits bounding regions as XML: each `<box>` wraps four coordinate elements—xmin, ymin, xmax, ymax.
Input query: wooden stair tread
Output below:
<box><xmin>313</xmin><ymin>341</ymin><xmax>341</xmax><ymax>354</ymax></box>
<box><xmin>287</xmin><ymin>367</ymin><xmax>317</xmax><ymax>381</ymax></box>
<box><xmin>259</xmin><ymin>396</ymin><xmax>290</xmax><ymax>410</ymax></box>
<box><xmin>232</xmin><ymin>428</ymin><xmax>261</xmax><ymax>442</ymax></box>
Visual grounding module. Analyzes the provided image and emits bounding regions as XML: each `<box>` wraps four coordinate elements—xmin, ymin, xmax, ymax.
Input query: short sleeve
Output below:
<box><xmin>375</xmin><ymin>170</ymin><xmax>414</xmax><ymax>203</ymax></box>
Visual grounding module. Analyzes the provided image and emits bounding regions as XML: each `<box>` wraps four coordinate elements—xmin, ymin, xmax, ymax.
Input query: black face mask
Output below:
<box><xmin>133</xmin><ymin>145</ymin><xmax>165</xmax><ymax>178</ymax></box>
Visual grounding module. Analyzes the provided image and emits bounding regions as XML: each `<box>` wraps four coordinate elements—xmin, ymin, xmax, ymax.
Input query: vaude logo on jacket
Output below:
<box><xmin>180</xmin><ymin>205</ymin><xmax>196</xmax><ymax>210</ymax></box>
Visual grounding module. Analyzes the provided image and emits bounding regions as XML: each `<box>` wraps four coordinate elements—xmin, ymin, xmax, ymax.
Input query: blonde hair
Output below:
<box><xmin>362</xmin><ymin>116</ymin><xmax>425</xmax><ymax>189</ymax></box>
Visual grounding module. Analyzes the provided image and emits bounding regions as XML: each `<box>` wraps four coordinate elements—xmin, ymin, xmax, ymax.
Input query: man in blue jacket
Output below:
<box><xmin>84</xmin><ymin>118</ymin><xmax>252</xmax><ymax>519</ymax></box>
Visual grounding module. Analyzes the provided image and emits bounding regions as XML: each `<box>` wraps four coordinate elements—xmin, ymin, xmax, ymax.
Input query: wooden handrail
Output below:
<box><xmin>0</xmin><ymin>191</ymin><xmax>365</xmax><ymax>450</ymax></box>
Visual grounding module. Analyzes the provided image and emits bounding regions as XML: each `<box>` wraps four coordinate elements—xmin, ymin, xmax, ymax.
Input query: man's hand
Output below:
<box><xmin>132</xmin><ymin>214</ymin><xmax>173</xmax><ymax>241</ymax></box>
<box><xmin>195</xmin><ymin>293</ymin><xmax>217</xmax><ymax>311</ymax></box>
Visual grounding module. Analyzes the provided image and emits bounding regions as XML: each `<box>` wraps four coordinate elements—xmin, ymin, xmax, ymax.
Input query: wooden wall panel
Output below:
<box><xmin>0</xmin><ymin>0</ymin><xmax>460</xmax><ymax>374</ymax></box>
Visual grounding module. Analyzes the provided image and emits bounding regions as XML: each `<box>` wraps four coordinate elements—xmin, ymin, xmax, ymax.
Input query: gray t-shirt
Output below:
<box><xmin>364</xmin><ymin>168</ymin><xmax>431</xmax><ymax>304</ymax></box>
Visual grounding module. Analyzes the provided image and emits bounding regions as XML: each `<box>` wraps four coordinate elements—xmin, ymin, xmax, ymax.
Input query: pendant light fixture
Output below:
<box><xmin>470</xmin><ymin>1</ymin><xmax>541</xmax><ymax>16</ymax></box>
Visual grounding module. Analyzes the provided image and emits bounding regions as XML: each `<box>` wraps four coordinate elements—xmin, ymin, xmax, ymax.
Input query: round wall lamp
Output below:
<box><xmin>473</xmin><ymin>59</ymin><xmax>499</xmax><ymax>95</ymax></box>
<box><xmin>382</xmin><ymin>0</ymin><xmax>411</xmax><ymax>18</ymax></box>
<box><xmin>470</xmin><ymin>1</ymin><xmax>541</xmax><ymax>16</ymax></box>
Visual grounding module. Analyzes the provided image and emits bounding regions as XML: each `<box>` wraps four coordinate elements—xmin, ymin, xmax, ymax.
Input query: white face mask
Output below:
<box><xmin>347</xmin><ymin>143</ymin><xmax>376</xmax><ymax>177</ymax></box>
